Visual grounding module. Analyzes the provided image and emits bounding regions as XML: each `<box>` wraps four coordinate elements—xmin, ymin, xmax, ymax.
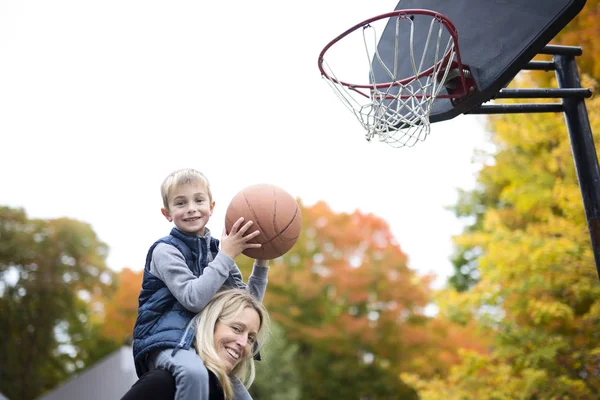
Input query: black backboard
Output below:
<box><xmin>374</xmin><ymin>0</ymin><xmax>587</xmax><ymax>123</ymax></box>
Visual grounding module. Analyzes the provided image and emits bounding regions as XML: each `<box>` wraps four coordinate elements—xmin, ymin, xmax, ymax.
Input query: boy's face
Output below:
<box><xmin>161</xmin><ymin>182</ymin><xmax>215</xmax><ymax>236</ymax></box>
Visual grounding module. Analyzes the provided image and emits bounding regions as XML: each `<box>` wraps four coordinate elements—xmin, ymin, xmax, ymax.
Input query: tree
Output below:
<box><xmin>409</xmin><ymin>1</ymin><xmax>600</xmax><ymax>397</ymax></box>
<box><xmin>237</xmin><ymin>201</ymin><xmax>460</xmax><ymax>399</ymax></box>
<box><xmin>99</xmin><ymin>267</ymin><xmax>143</xmax><ymax>344</ymax></box>
<box><xmin>0</xmin><ymin>206</ymin><xmax>117</xmax><ymax>400</ymax></box>
<box><xmin>249</xmin><ymin>321</ymin><xmax>301</xmax><ymax>400</ymax></box>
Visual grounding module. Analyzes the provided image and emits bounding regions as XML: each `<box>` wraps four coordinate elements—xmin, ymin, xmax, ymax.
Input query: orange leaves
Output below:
<box><xmin>256</xmin><ymin>201</ymin><xmax>467</xmax><ymax>378</ymax></box>
<box><xmin>99</xmin><ymin>267</ymin><xmax>143</xmax><ymax>343</ymax></box>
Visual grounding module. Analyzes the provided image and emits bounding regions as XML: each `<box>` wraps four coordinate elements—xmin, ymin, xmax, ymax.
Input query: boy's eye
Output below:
<box><xmin>175</xmin><ymin>201</ymin><xmax>185</xmax><ymax>206</ymax></box>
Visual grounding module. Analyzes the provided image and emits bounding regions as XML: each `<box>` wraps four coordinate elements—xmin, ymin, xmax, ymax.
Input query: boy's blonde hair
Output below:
<box><xmin>161</xmin><ymin>168</ymin><xmax>213</xmax><ymax>209</ymax></box>
<box><xmin>194</xmin><ymin>289</ymin><xmax>270</xmax><ymax>400</ymax></box>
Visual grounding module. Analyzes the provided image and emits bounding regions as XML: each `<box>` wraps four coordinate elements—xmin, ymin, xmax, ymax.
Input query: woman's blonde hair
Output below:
<box><xmin>194</xmin><ymin>288</ymin><xmax>269</xmax><ymax>400</ymax></box>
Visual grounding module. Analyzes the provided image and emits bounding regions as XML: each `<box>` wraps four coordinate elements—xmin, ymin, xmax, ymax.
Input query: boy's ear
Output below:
<box><xmin>210</xmin><ymin>201</ymin><xmax>215</xmax><ymax>216</ymax></box>
<box><xmin>161</xmin><ymin>208</ymin><xmax>173</xmax><ymax>222</ymax></box>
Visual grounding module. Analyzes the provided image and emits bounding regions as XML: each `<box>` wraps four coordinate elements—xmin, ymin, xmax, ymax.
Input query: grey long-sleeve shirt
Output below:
<box><xmin>149</xmin><ymin>242</ymin><xmax>269</xmax><ymax>314</ymax></box>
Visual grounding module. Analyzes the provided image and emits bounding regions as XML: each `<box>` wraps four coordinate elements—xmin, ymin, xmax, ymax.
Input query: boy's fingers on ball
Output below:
<box><xmin>238</xmin><ymin>220</ymin><xmax>254</xmax><ymax>233</ymax></box>
<box><xmin>231</xmin><ymin>217</ymin><xmax>245</xmax><ymax>231</ymax></box>
<box><xmin>245</xmin><ymin>229</ymin><xmax>260</xmax><ymax>239</ymax></box>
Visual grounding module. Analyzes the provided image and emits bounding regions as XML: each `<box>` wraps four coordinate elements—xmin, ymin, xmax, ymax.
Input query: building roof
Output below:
<box><xmin>37</xmin><ymin>346</ymin><xmax>138</xmax><ymax>400</ymax></box>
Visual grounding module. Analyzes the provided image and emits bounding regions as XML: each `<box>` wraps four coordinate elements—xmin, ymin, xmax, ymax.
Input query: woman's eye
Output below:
<box><xmin>232</xmin><ymin>326</ymin><xmax>241</xmax><ymax>333</ymax></box>
<box><xmin>248</xmin><ymin>336</ymin><xmax>256</xmax><ymax>344</ymax></box>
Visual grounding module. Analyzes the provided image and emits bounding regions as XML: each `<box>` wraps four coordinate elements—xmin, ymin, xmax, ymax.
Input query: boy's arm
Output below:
<box><xmin>150</xmin><ymin>243</ymin><xmax>235</xmax><ymax>313</ymax></box>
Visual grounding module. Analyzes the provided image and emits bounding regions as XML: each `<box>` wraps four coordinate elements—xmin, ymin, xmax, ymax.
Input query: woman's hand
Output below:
<box><xmin>254</xmin><ymin>259</ymin><xmax>269</xmax><ymax>267</ymax></box>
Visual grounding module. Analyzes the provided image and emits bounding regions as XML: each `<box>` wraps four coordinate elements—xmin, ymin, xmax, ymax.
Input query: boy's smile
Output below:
<box><xmin>161</xmin><ymin>182</ymin><xmax>215</xmax><ymax>236</ymax></box>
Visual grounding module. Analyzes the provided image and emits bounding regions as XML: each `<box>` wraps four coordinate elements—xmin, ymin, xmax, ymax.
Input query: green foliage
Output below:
<box><xmin>0</xmin><ymin>206</ymin><xmax>117</xmax><ymax>400</ymax></box>
<box><xmin>297</xmin><ymin>345</ymin><xmax>419</xmax><ymax>400</ymax></box>
<box><xmin>448</xmin><ymin>246</ymin><xmax>480</xmax><ymax>292</ymax></box>
<box><xmin>249</xmin><ymin>322</ymin><xmax>301</xmax><ymax>400</ymax></box>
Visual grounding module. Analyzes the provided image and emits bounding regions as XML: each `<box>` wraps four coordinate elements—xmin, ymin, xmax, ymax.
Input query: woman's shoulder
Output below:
<box><xmin>120</xmin><ymin>368</ymin><xmax>225</xmax><ymax>400</ymax></box>
<box><xmin>120</xmin><ymin>368</ymin><xmax>175</xmax><ymax>400</ymax></box>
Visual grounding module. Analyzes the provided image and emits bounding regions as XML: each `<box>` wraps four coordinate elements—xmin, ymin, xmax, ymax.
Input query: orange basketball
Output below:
<box><xmin>225</xmin><ymin>184</ymin><xmax>302</xmax><ymax>260</ymax></box>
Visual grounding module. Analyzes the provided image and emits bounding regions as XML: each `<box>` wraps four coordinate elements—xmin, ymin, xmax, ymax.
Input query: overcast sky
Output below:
<box><xmin>0</xmin><ymin>0</ymin><xmax>492</xmax><ymax>287</ymax></box>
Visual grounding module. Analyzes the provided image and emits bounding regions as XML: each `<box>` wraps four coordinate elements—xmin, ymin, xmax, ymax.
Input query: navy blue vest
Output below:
<box><xmin>132</xmin><ymin>228</ymin><xmax>240</xmax><ymax>377</ymax></box>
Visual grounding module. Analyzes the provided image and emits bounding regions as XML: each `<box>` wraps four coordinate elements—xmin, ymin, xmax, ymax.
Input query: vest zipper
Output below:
<box><xmin>171</xmin><ymin>315</ymin><xmax>197</xmax><ymax>356</ymax></box>
<box><xmin>180</xmin><ymin>316</ymin><xmax>196</xmax><ymax>347</ymax></box>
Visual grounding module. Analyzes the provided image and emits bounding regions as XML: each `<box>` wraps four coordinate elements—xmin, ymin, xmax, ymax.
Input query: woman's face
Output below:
<box><xmin>214</xmin><ymin>307</ymin><xmax>260</xmax><ymax>373</ymax></box>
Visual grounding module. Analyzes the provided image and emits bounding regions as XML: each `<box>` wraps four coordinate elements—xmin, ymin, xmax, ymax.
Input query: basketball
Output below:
<box><xmin>224</xmin><ymin>184</ymin><xmax>302</xmax><ymax>260</ymax></box>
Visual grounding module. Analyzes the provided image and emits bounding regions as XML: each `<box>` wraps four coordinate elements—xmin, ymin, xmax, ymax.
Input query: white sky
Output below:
<box><xmin>0</xmin><ymin>0</ymin><xmax>492</xmax><ymax>287</ymax></box>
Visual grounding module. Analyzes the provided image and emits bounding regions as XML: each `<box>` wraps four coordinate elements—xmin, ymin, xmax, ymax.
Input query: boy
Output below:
<box><xmin>133</xmin><ymin>168</ymin><xmax>269</xmax><ymax>400</ymax></box>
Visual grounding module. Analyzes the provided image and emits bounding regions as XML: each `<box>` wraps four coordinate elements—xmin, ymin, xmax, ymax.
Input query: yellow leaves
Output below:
<box><xmin>554</xmin><ymin>0</ymin><xmax>600</xmax><ymax>81</ymax></box>
<box><xmin>526</xmin><ymin>298</ymin><xmax>574</xmax><ymax>326</ymax></box>
<box><xmin>403</xmin><ymin>346</ymin><xmax>599</xmax><ymax>399</ymax></box>
<box><xmin>586</xmin><ymin>299</ymin><xmax>600</xmax><ymax>318</ymax></box>
<box><xmin>402</xmin><ymin>350</ymin><xmax>550</xmax><ymax>400</ymax></box>
<box><xmin>481</xmin><ymin>208</ymin><xmax>503</xmax><ymax>232</ymax></box>
<box><xmin>434</xmin><ymin>287</ymin><xmax>478</xmax><ymax>325</ymax></box>
<box><xmin>588</xmin><ymin>347</ymin><xmax>600</xmax><ymax>359</ymax></box>
<box><xmin>408</xmin><ymin>5</ymin><xmax>600</xmax><ymax>398</ymax></box>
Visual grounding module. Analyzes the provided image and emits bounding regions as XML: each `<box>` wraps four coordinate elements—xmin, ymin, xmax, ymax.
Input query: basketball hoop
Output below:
<box><xmin>318</xmin><ymin>10</ymin><xmax>472</xmax><ymax>147</ymax></box>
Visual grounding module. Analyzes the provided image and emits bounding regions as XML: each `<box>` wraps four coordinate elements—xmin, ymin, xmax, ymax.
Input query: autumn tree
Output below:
<box><xmin>99</xmin><ymin>267</ymin><xmax>143</xmax><ymax>344</ymax></box>
<box><xmin>408</xmin><ymin>1</ymin><xmax>600</xmax><ymax>397</ymax></box>
<box><xmin>0</xmin><ymin>206</ymin><xmax>117</xmax><ymax>400</ymax></box>
<box><xmin>237</xmin><ymin>201</ymin><xmax>462</xmax><ymax>399</ymax></box>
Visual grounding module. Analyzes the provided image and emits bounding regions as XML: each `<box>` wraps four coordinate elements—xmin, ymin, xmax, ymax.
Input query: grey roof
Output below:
<box><xmin>37</xmin><ymin>346</ymin><xmax>137</xmax><ymax>400</ymax></box>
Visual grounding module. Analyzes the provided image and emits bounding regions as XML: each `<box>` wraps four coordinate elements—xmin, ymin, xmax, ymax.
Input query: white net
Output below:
<box><xmin>321</xmin><ymin>13</ymin><xmax>457</xmax><ymax>148</ymax></box>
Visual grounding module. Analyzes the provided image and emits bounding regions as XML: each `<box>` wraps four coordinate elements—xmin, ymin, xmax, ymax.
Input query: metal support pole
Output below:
<box><xmin>495</xmin><ymin>88</ymin><xmax>592</xmax><ymax>99</ymax></box>
<box><xmin>468</xmin><ymin>103</ymin><xmax>564</xmax><ymax>114</ymax></box>
<box><xmin>554</xmin><ymin>54</ymin><xmax>600</xmax><ymax>279</ymax></box>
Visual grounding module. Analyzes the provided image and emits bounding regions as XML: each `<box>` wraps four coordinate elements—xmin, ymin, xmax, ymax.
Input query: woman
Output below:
<box><xmin>121</xmin><ymin>288</ymin><xmax>270</xmax><ymax>400</ymax></box>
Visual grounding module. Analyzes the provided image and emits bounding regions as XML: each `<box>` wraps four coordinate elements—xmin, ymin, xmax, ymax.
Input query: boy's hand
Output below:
<box><xmin>220</xmin><ymin>217</ymin><xmax>261</xmax><ymax>259</ymax></box>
